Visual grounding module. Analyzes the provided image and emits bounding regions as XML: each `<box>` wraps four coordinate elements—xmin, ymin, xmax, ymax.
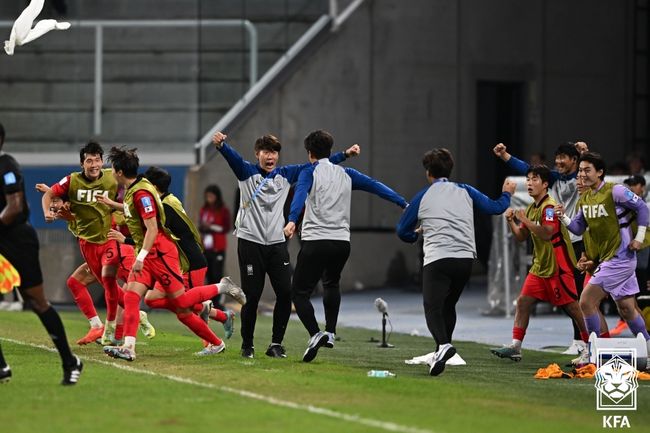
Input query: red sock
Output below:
<box><xmin>101</xmin><ymin>275</ymin><xmax>119</xmax><ymax>322</ymax></box>
<box><xmin>123</xmin><ymin>291</ymin><xmax>141</xmax><ymax>338</ymax></box>
<box><xmin>212</xmin><ymin>309</ymin><xmax>227</xmax><ymax>323</ymax></box>
<box><xmin>145</xmin><ymin>297</ymin><xmax>174</xmax><ymax>311</ymax></box>
<box><xmin>67</xmin><ymin>276</ymin><xmax>98</xmax><ymax>320</ymax></box>
<box><xmin>512</xmin><ymin>326</ymin><xmax>526</xmax><ymax>342</ymax></box>
<box><xmin>117</xmin><ymin>287</ymin><xmax>125</xmax><ymax>308</ymax></box>
<box><xmin>115</xmin><ymin>323</ymin><xmax>124</xmax><ymax>340</ymax></box>
<box><xmin>600</xmin><ymin>331</ymin><xmax>610</xmax><ymax>338</ymax></box>
<box><xmin>580</xmin><ymin>331</ymin><xmax>589</xmax><ymax>343</ymax></box>
<box><xmin>174</xmin><ymin>284</ymin><xmax>218</xmax><ymax>309</ymax></box>
<box><xmin>176</xmin><ymin>312</ymin><xmax>222</xmax><ymax>345</ymax></box>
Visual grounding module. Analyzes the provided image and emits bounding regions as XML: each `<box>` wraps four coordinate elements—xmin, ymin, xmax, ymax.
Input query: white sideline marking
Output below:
<box><xmin>1</xmin><ymin>337</ymin><xmax>436</xmax><ymax>433</ymax></box>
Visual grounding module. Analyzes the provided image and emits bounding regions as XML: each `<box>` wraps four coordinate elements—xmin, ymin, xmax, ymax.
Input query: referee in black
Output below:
<box><xmin>0</xmin><ymin>122</ymin><xmax>82</xmax><ymax>385</ymax></box>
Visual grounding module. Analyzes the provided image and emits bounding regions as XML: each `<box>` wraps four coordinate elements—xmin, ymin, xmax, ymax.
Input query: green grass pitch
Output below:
<box><xmin>1</xmin><ymin>310</ymin><xmax>648</xmax><ymax>433</ymax></box>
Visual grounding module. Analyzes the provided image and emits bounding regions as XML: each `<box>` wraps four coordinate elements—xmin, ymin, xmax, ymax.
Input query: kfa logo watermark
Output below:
<box><xmin>595</xmin><ymin>348</ymin><xmax>638</xmax><ymax>429</ymax></box>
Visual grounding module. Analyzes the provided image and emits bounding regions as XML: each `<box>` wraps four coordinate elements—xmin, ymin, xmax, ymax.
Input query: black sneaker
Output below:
<box><xmin>62</xmin><ymin>356</ymin><xmax>83</xmax><ymax>386</ymax></box>
<box><xmin>302</xmin><ymin>331</ymin><xmax>328</xmax><ymax>363</ymax></box>
<box><xmin>0</xmin><ymin>365</ymin><xmax>11</xmax><ymax>383</ymax></box>
<box><xmin>265</xmin><ymin>344</ymin><xmax>287</xmax><ymax>358</ymax></box>
<box><xmin>241</xmin><ymin>346</ymin><xmax>255</xmax><ymax>359</ymax></box>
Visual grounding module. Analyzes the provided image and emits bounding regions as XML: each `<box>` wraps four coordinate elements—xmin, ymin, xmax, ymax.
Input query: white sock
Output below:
<box><xmin>124</xmin><ymin>336</ymin><xmax>136</xmax><ymax>349</ymax></box>
<box><xmin>89</xmin><ymin>316</ymin><xmax>102</xmax><ymax>328</ymax></box>
<box><xmin>512</xmin><ymin>339</ymin><xmax>522</xmax><ymax>350</ymax></box>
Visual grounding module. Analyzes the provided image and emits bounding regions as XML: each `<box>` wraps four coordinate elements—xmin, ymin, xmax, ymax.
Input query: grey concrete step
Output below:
<box><xmin>2</xmin><ymin>108</ymin><xmax>229</xmax><ymax>142</ymax></box>
<box><xmin>0</xmin><ymin>82</ymin><xmax>243</xmax><ymax>107</ymax></box>
<box><xmin>0</xmin><ymin>0</ymin><xmax>326</xmax><ymax>21</ymax></box>
<box><xmin>0</xmin><ymin>22</ymin><xmax>313</xmax><ymax>52</ymax></box>
<box><xmin>0</xmin><ymin>51</ymin><xmax>280</xmax><ymax>81</ymax></box>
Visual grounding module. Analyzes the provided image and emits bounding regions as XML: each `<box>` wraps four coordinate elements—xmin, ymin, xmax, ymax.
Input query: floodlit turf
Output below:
<box><xmin>1</xmin><ymin>310</ymin><xmax>648</xmax><ymax>433</ymax></box>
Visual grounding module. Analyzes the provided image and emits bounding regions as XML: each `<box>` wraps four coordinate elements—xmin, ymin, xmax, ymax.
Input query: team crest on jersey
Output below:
<box><xmin>582</xmin><ymin>204</ymin><xmax>609</xmax><ymax>218</ymax></box>
<box><xmin>3</xmin><ymin>172</ymin><xmax>16</xmax><ymax>186</ymax></box>
<box><xmin>76</xmin><ymin>189</ymin><xmax>108</xmax><ymax>202</ymax></box>
<box><xmin>545</xmin><ymin>208</ymin><xmax>555</xmax><ymax>221</ymax></box>
<box><xmin>624</xmin><ymin>189</ymin><xmax>639</xmax><ymax>203</ymax></box>
<box><xmin>140</xmin><ymin>196</ymin><xmax>154</xmax><ymax>213</ymax></box>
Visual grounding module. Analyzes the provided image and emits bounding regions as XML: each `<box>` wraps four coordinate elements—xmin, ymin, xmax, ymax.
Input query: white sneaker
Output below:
<box><xmin>195</xmin><ymin>341</ymin><xmax>226</xmax><ymax>356</ymax></box>
<box><xmin>562</xmin><ymin>339</ymin><xmax>586</xmax><ymax>355</ymax></box>
<box><xmin>0</xmin><ymin>301</ymin><xmax>11</xmax><ymax>311</ymax></box>
<box><xmin>572</xmin><ymin>346</ymin><xmax>591</xmax><ymax>367</ymax></box>
<box><xmin>219</xmin><ymin>277</ymin><xmax>246</xmax><ymax>305</ymax></box>
<box><xmin>324</xmin><ymin>332</ymin><xmax>335</xmax><ymax>349</ymax></box>
<box><xmin>199</xmin><ymin>300</ymin><xmax>213</xmax><ymax>323</ymax></box>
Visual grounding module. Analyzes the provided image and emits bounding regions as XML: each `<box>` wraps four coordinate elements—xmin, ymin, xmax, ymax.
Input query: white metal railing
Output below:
<box><xmin>194</xmin><ymin>0</ymin><xmax>367</xmax><ymax>165</ymax></box>
<box><xmin>0</xmin><ymin>19</ymin><xmax>258</xmax><ymax>136</ymax></box>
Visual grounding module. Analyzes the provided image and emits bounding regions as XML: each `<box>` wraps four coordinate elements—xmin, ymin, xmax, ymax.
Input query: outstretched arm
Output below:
<box><xmin>613</xmin><ymin>184</ymin><xmax>649</xmax><ymax>250</ymax></box>
<box><xmin>212</xmin><ymin>131</ymin><xmax>259</xmax><ymax>181</ymax></box>
<box><xmin>283</xmin><ymin>167</ymin><xmax>314</xmax><ymax>238</ymax></box>
<box><xmin>457</xmin><ymin>179</ymin><xmax>514</xmax><ymax>215</ymax></box>
<box><xmin>396</xmin><ymin>187</ymin><xmax>427</xmax><ymax>243</ymax></box>
<box><xmin>345</xmin><ymin>168</ymin><xmax>407</xmax><ymax>208</ymax></box>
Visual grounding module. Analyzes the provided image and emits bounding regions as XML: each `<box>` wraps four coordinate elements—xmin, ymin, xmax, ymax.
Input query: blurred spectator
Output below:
<box><xmin>529</xmin><ymin>152</ymin><xmax>546</xmax><ymax>166</ymax></box>
<box><xmin>627</xmin><ymin>151</ymin><xmax>646</xmax><ymax>175</ymax></box>
<box><xmin>624</xmin><ymin>175</ymin><xmax>648</xmax><ymax>294</ymax></box>
<box><xmin>199</xmin><ymin>185</ymin><xmax>231</xmax><ymax>305</ymax></box>
<box><xmin>608</xmin><ymin>161</ymin><xmax>628</xmax><ymax>175</ymax></box>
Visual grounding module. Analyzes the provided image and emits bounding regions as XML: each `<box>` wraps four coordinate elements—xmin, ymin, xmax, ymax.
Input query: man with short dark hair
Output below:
<box><xmin>213</xmin><ymin>131</ymin><xmax>359</xmax><ymax>358</ymax></box>
<box><xmin>557</xmin><ymin>152</ymin><xmax>650</xmax><ymax>364</ymax></box>
<box><xmin>491</xmin><ymin>165</ymin><xmax>587</xmax><ymax>361</ymax></box>
<box><xmin>285</xmin><ymin>129</ymin><xmax>407</xmax><ymax>363</ymax></box>
<box><xmin>42</xmin><ymin>141</ymin><xmax>123</xmax><ymax>346</ymax></box>
<box><xmin>103</xmin><ymin>147</ymin><xmax>245</xmax><ymax>361</ymax></box>
<box><xmin>0</xmin><ymin>122</ymin><xmax>82</xmax><ymax>385</ymax></box>
<box><xmin>398</xmin><ymin>148</ymin><xmax>514</xmax><ymax>376</ymax></box>
<box><xmin>494</xmin><ymin>140</ymin><xmax>591</xmax><ymax>354</ymax></box>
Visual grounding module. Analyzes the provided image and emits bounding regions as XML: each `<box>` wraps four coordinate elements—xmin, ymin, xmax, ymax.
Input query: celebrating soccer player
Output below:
<box><xmin>556</xmin><ymin>152</ymin><xmax>650</xmax><ymax>365</ymax></box>
<box><xmin>490</xmin><ymin>165</ymin><xmax>589</xmax><ymax>362</ymax></box>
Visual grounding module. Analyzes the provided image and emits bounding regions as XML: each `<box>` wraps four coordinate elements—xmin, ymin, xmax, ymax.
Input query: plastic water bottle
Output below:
<box><xmin>367</xmin><ymin>370</ymin><xmax>396</xmax><ymax>378</ymax></box>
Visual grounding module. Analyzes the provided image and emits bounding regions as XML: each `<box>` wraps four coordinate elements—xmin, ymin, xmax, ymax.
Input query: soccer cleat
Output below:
<box><xmin>324</xmin><ymin>332</ymin><xmax>335</xmax><ymax>349</ymax></box>
<box><xmin>104</xmin><ymin>345</ymin><xmax>136</xmax><ymax>362</ymax></box>
<box><xmin>265</xmin><ymin>343</ymin><xmax>287</xmax><ymax>358</ymax></box>
<box><xmin>561</xmin><ymin>339</ymin><xmax>587</xmax><ymax>355</ymax></box>
<box><xmin>0</xmin><ymin>365</ymin><xmax>11</xmax><ymax>383</ymax></box>
<box><xmin>490</xmin><ymin>345</ymin><xmax>522</xmax><ymax>361</ymax></box>
<box><xmin>609</xmin><ymin>319</ymin><xmax>629</xmax><ymax>337</ymax></box>
<box><xmin>223</xmin><ymin>309</ymin><xmax>235</xmax><ymax>339</ymax></box>
<box><xmin>302</xmin><ymin>331</ymin><xmax>329</xmax><ymax>363</ymax></box>
<box><xmin>61</xmin><ymin>356</ymin><xmax>83</xmax><ymax>385</ymax></box>
<box><xmin>572</xmin><ymin>347</ymin><xmax>591</xmax><ymax>368</ymax></box>
<box><xmin>429</xmin><ymin>344</ymin><xmax>457</xmax><ymax>376</ymax></box>
<box><xmin>76</xmin><ymin>326</ymin><xmax>104</xmax><ymax>345</ymax></box>
<box><xmin>138</xmin><ymin>311</ymin><xmax>156</xmax><ymax>339</ymax></box>
<box><xmin>199</xmin><ymin>300</ymin><xmax>213</xmax><ymax>323</ymax></box>
<box><xmin>241</xmin><ymin>346</ymin><xmax>255</xmax><ymax>359</ymax></box>
<box><xmin>99</xmin><ymin>323</ymin><xmax>116</xmax><ymax>346</ymax></box>
<box><xmin>195</xmin><ymin>341</ymin><xmax>226</xmax><ymax>356</ymax></box>
<box><xmin>219</xmin><ymin>277</ymin><xmax>247</xmax><ymax>305</ymax></box>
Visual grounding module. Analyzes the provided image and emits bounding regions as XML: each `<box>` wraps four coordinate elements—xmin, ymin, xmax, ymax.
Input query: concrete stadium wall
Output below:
<box><xmin>189</xmin><ymin>0</ymin><xmax>630</xmax><ymax>292</ymax></box>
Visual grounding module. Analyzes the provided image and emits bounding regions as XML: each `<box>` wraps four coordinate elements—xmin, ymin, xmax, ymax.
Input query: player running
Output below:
<box><xmin>490</xmin><ymin>165</ymin><xmax>588</xmax><ymax>361</ymax></box>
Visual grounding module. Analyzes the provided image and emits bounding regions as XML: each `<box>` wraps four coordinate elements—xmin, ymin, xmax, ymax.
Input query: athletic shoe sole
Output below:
<box><xmin>490</xmin><ymin>348</ymin><xmax>522</xmax><ymax>362</ymax></box>
<box><xmin>430</xmin><ymin>346</ymin><xmax>457</xmax><ymax>376</ymax></box>
<box><xmin>302</xmin><ymin>333</ymin><xmax>329</xmax><ymax>363</ymax></box>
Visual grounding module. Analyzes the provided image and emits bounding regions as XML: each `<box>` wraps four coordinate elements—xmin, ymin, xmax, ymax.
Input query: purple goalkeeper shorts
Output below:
<box><xmin>589</xmin><ymin>256</ymin><xmax>639</xmax><ymax>301</ymax></box>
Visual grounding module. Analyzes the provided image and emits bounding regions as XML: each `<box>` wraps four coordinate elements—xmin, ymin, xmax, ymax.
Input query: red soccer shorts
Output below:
<box><xmin>79</xmin><ymin>238</ymin><xmax>120</xmax><ymax>280</ymax></box>
<box><xmin>117</xmin><ymin>243</ymin><xmax>135</xmax><ymax>282</ymax></box>
<box><xmin>128</xmin><ymin>234</ymin><xmax>184</xmax><ymax>293</ymax></box>
<box><xmin>520</xmin><ymin>272</ymin><xmax>578</xmax><ymax>306</ymax></box>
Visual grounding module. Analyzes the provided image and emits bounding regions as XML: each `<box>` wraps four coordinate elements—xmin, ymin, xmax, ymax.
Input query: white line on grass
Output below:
<box><xmin>2</xmin><ymin>337</ymin><xmax>437</xmax><ymax>433</ymax></box>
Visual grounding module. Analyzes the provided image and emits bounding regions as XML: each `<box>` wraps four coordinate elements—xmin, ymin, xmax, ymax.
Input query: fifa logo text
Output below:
<box><xmin>77</xmin><ymin>189</ymin><xmax>108</xmax><ymax>202</ymax></box>
<box><xmin>582</xmin><ymin>204</ymin><xmax>609</xmax><ymax>218</ymax></box>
